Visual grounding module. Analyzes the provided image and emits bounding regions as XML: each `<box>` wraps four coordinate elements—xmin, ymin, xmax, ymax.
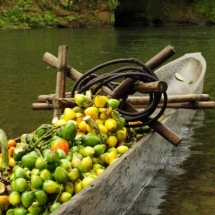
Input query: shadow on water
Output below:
<box><xmin>122</xmin><ymin>109</ymin><xmax>215</xmax><ymax>215</ymax></box>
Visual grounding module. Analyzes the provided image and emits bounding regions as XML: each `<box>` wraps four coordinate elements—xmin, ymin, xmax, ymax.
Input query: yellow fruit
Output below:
<box><xmin>84</xmin><ymin>107</ymin><xmax>99</xmax><ymax>118</ymax></box>
<box><xmin>64</xmin><ymin>108</ymin><xmax>76</xmax><ymax>121</ymax></box>
<box><xmin>74</xmin><ymin>180</ymin><xmax>82</xmax><ymax>194</ymax></box>
<box><xmin>99</xmin><ymin>111</ymin><xmax>109</xmax><ymax>120</ymax></box>
<box><xmin>54</xmin><ymin>119</ymin><xmax>67</xmax><ymax>127</ymax></box>
<box><xmin>78</xmin><ymin>121</ymin><xmax>89</xmax><ymax>132</ymax></box>
<box><xmin>105</xmin><ymin>151</ymin><xmax>117</xmax><ymax>165</ymax></box>
<box><xmin>117</xmin><ymin>145</ymin><xmax>129</xmax><ymax>154</ymax></box>
<box><xmin>81</xmin><ymin>176</ymin><xmax>95</xmax><ymax>188</ymax></box>
<box><xmin>0</xmin><ymin>195</ymin><xmax>9</xmax><ymax>211</ymax></box>
<box><xmin>104</xmin><ymin>118</ymin><xmax>117</xmax><ymax>132</ymax></box>
<box><xmin>95</xmin><ymin>118</ymin><xmax>103</xmax><ymax>124</ymax></box>
<box><xmin>74</xmin><ymin>94</ymin><xmax>88</xmax><ymax>107</ymax></box>
<box><xmin>106</xmin><ymin>135</ymin><xmax>118</xmax><ymax>147</ymax></box>
<box><xmin>98</xmin><ymin>124</ymin><xmax>109</xmax><ymax>135</ymax></box>
<box><xmin>115</xmin><ymin>129</ymin><xmax>127</xmax><ymax>142</ymax></box>
<box><xmin>94</xmin><ymin>95</ymin><xmax>108</xmax><ymax>108</ymax></box>
<box><xmin>96</xmin><ymin>168</ymin><xmax>105</xmax><ymax>176</ymax></box>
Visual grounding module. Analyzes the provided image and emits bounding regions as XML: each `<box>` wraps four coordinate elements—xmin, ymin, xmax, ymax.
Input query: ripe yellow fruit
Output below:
<box><xmin>94</xmin><ymin>95</ymin><xmax>108</xmax><ymax>108</ymax></box>
<box><xmin>78</xmin><ymin>121</ymin><xmax>89</xmax><ymax>132</ymax></box>
<box><xmin>84</xmin><ymin>107</ymin><xmax>99</xmax><ymax>118</ymax></box>
<box><xmin>104</xmin><ymin>118</ymin><xmax>117</xmax><ymax>132</ymax></box>
<box><xmin>117</xmin><ymin>145</ymin><xmax>129</xmax><ymax>154</ymax></box>
<box><xmin>98</xmin><ymin>124</ymin><xmax>109</xmax><ymax>135</ymax></box>
<box><xmin>115</xmin><ymin>128</ymin><xmax>127</xmax><ymax>142</ymax></box>
<box><xmin>106</xmin><ymin>135</ymin><xmax>118</xmax><ymax>147</ymax></box>
<box><xmin>64</xmin><ymin>108</ymin><xmax>76</xmax><ymax>121</ymax></box>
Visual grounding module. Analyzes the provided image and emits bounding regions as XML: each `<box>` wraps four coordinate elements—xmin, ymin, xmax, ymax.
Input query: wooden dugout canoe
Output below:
<box><xmin>52</xmin><ymin>53</ymin><xmax>206</xmax><ymax>215</ymax></box>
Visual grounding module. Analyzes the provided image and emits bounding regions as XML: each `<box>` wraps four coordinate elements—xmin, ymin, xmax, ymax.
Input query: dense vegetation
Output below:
<box><xmin>0</xmin><ymin>0</ymin><xmax>215</xmax><ymax>28</ymax></box>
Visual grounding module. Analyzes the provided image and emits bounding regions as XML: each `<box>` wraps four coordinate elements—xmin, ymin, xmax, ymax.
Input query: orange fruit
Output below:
<box><xmin>8</xmin><ymin>139</ymin><xmax>16</xmax><ymax>148</ymax></box>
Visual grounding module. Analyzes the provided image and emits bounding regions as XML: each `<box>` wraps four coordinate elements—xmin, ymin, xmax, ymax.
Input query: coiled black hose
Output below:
<box><xmin>71</xmin><ymin>58</ymin><xmax>168</xmax><ymax>127</ymax></box>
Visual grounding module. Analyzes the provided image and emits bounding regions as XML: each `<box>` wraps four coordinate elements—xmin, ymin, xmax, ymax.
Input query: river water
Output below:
<box><xmin>0</xmin><ymin>26</ymin><xmax>215</xmax><ymax>214</ymax></box>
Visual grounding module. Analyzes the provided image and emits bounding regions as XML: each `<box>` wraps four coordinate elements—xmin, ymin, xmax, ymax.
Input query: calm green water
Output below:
<box><xmin>0</xmin><ymin>26</ymin><xmax>215</xmax><ymax>214</ymax></box>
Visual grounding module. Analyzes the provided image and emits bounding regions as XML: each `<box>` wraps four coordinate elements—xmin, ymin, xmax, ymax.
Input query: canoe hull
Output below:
<box><xmin>52</xmin><ymin>53</ymin><xmax>206</xmax><ymax>215</ymax></box>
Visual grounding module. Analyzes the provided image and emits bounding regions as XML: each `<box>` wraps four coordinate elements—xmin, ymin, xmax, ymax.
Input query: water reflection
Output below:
<box><xmin>122</xmin><ymin>110</ymin><xmax>206</xmax><ymax>215</ymax></box>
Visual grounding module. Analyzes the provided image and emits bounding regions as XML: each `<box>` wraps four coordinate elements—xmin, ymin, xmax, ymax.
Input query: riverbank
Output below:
<box><xmin>0</xmin><ymin>0</ymin><xmax>214</xmax><ymax>29</ymax></box>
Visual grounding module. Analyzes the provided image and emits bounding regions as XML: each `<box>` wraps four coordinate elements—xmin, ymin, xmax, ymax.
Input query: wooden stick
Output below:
<box><xmin>134</xmin><ymin>101</ymin><xmax>215</xmax><ymax>109</ymax></box>
<box><xmin>32</xmin><ymin>103</ymin><xmax>54</xmax><ymax>110</ymax></box>
<box><xmin>127</xmin><ymin>94</ymin><xmax>210</xmax><ymax>104</ymax></box>
<box><xmin>129</xmin><ymin>81</ymin><xmax>168</xmax><ymax>93</ymax></box>
<box><xmin>43</xmin><ymin>52</ymin><xmax>82</xmax><ymax>80</ymax></box>
<box><xmin>37</xmin><ymin>93</ymin><xmax>210</xmax><ymax>105</ymax></box>
<box><xmin>53</xmin><ymin>45</ymin><xmax>69</xmax><ymax>118</ymax></box>
<box><xmin>148</xmin><ymin>120</ymin><xmax>182</xmax><ymax>146</ymax></box>
<box><xmin>110</xmin><ymin>45</ymin><xmax>176</xmax><ymax>99</ymax></box>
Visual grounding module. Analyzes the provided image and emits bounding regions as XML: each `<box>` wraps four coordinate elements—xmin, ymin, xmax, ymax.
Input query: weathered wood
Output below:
<box><xmin>53</xmin><ymin>45</ymin><xmax>69</xmax><ymax>118</ymax></box>
<box><xmin>43</xmin><ymin>52</ymin><xmax>82</xmax><ymax>80</ymax></box>
<box><xmin>32</xmin><ymin>103</ymin><xmax>54</xmax><ymax>110</ymax></box>
<box><xmin>129</xmin><ymin>81</ymin><xmax>168</xmax><ymax>93</ymax></box>
<box><xmin>127</xmin><ymin>94</ymin><xmax>210</xmax><ymax>105</ymax></box>
<box><xmin>135</xmin><ymin>101</ymin><xmax>215</xmax><ymax>109</ymax></box>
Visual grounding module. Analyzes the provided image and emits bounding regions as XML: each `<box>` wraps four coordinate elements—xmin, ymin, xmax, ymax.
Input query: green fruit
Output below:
<box><xmin>28</xmin><ymin>202</ymin><xmax>42</xmax><ymax>215</ymax></box>
<box><xmin>93</xmin><ymin>144</ymin><xmax>106</xmax><ymax>156</ymax></box>
<box><xmin>21</xmin><ymin>154</ymin><xmax>38</xmax><ymax>170</ymax></box>
<box><xmin>50</xmin><ymin>202</ymin><xmax>61</xmax><ymax>213</ymax></box>
<box><xmin>64</xmin><ymin>182</ymin><xmax>74</xmax><ymax>194</ymax></box>
<box><xmin>69</xmin><ymin>146</ymin><xmax>80</xmax><ymax>154</ymax></box>
<box><xmin>58</xmin><ymin>159</ymin><xmax>71</xmax><ymax>170</ymax></box>
<box><xmin>54</xmin><ymin>166</ymin><xmax>68</xmax><ymax>184</ymax></box>
<box><xmin>6</xmin><ymin>209</ymin><xmax>14</xmax><ymax>215</ymax></box>
<box><xmin>14</xmin><ymin>207</ymin><xmax>28</xmax><ymax>215</ymax></box>
<box><xmin>34</xmin><ymin>190</ymin><xmax>47</xmax><ymax>205</ymax></box>
<box><xmin>62</xmin><ymin>121</ymin><xmax>77</xmax><ymax>141</ymax></box>
<box><xmin>14</xmin><ymin>178</ymin><xmax>28</xmax><ymax>193</ymax></box>
<box><xmin>9</xmin><ymin>191</ymin><xmax>21</xmax><ymax>206</ymax></box>
<box><xmin>35</xmin><ymin>157</ymin><xmax>47</xmax><ymax>170</ymax></box>
<box><xmin>81</xmin><ymin>135</ymin><xmax>101</xmax><ymax>147</ymax></box>
<box><xmin>31</xmin><ymin>175</ymin><xmax>43</xmax><ymax>189</ymax></box>
<box><xmin>71</xmin><ymin>157</ymin><xmax>82</xmax><ymax>169</ymax></box>
<box><xmin>107</xmin><ymin>98</ymin><xmax>120</xmax><ymax>109</ymax></box>
<box><xmin>79</xmin><ymin>146</ymin><xmax>95</xmax><ymax>157</ymax></box>
<box><xmin>78</xmin><ymin>156</ymin><xmax>92</xmax><ymax>173</ymax></box>
<box><xmin>56</xmin><ymin>149</ymin><xmax>67</xmax><ymax>159</ymax></box>
<box><xmin>68</xmin><ymin>168</ymin><xmax>80</xmax><ymax>181</ymax></box>
<box><xmin>116</xmin><ymin>116</ymin><xmax>126</xmax><ymax>130</ymax></box>
<box><xmin>42</xmin><ymin>180</ymin><xmax>61</xmax><ymax>194</ymax></box>
<box><xmin>13</xmin><ymin>147</ymin><xmax>26</xmax><ymax>161</ymax></box>
<box><xmin>39</xmin><ymin>169</ymin><xmax>52</xmax><ymax>181</ymax></box>
<box><xmin>21</xmin><ymin>191</ymin><xmax>35</xmax><ymax>208</ymax></box>
<box><xmin>14</xmin><ymin>167</ymin><xmax>27</xmax><ymax>179</ymax></box>
<box><xmin>46</xmin><ymin>150</ymin><xmax>60</xmax><ymax>164</ymax></box>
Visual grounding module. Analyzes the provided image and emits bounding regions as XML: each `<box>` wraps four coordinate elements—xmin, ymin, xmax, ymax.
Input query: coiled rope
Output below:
<box><xmin>71</xmin><ymin>58</ymin><xmax>168</xmax><ymax>127</ymax></box>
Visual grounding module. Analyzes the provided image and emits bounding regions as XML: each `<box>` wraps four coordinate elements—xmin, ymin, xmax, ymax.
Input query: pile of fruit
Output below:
<box><xmin>0</xmin><ymin>92</ymin><xmax>152</xmax><ymax>215</ymax></box>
